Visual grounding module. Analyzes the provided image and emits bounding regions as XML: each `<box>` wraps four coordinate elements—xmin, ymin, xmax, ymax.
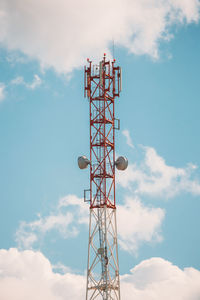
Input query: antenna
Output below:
<box><xmin>112</xmin><ymin>38</ymin><xmax>115</xmax><ymax>60</ymax></box>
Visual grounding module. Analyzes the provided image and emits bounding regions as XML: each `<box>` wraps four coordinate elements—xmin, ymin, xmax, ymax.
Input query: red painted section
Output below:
<box><xmin>84</xmin><ymin>57</ymin><xmax>121</xmax><ymax>209</ymax></box>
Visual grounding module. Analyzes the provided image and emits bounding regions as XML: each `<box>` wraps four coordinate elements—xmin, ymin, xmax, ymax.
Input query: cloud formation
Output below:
<box><xmin>16</xmin><ymin>195</ymin><xmax>88</xmax><ymax>249</ymax></box>
<box><xmin>0</xmin><ymin>0</ymin><xmax>199</xmax><ymax>73</ymax></box>
<box><xmin>0</xmin><ymin>248</ymin><xmax>85</xmax><ymax>300</ymax></box>
<box><xmin>16</xmin><ymin>194</ymin><xmax>164</xmax><ymax>254</ymax></box>
<box><xmin>121</xmin><ymin>257</ymin><xmax>200</xmax><ymax>300</ymax></box>
<box><xmin>0</xmin><ymin>248</ymin><xmax>199</xmax><ymax>300</ymax></box>
<box><xmin>117</xmin><ymin>145</ymin><xmax>200</xmax><ymax>198</ymax></box>
<box><xmin>117</xmin><ymin>196</ymin><xmax>164</xmax><ymax>253</ymax></box>
<box><xmin>122</xmin><ymin>129</ymin><xmax>134</xmax><ymax>149</ymax></box>
<box><xmin>16</xmin><ymin>142</ymin><xmax>200</xmax><ymax>252</ymax></box>
<box><xmin>11</xmin><ymin>74</ymin><xmax>42</xmax><ymax>89</ymax></box>
<box><xmin>0</xmin><ymin>82</ymin><xmax>5</xmax><ymax>101</ymax></box>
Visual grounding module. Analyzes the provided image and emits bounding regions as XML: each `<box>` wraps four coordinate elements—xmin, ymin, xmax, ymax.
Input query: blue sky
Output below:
<box><xmin>0</xmin><ymin>1</ymin><xmax>200</xmax><ymax>299</ymax></box>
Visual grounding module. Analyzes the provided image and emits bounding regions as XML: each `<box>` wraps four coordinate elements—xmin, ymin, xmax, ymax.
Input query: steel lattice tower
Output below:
<box><xmin>78</xmin><ymin>54</ymin><xmax>127</xmax><ymax>300</ymax></box>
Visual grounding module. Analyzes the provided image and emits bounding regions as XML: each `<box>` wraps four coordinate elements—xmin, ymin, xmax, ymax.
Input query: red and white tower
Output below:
<box><xmin>78</xmin><ymin>54</ymin><xmax>128</xmax><ymax>300</ymax></box>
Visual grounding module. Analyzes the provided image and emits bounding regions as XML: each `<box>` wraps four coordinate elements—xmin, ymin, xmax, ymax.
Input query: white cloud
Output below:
<box><xmin>15</xmin><ymin>143</ymin><xmax>200</xmax><ymax>253</ymax></box>
<box><xmin>122</xmin><ymin>129</ymin><xmax>134</xmax><ymax>148</ymax></box>
<box><xmin>121</xmin><ymin>257</ymin><xmax>200</xmax><ymax>300</ymax></box>
<box><xmin>27</xmin><ymin>74</ymin><xmax>42</xmax><ymax>89</ymax></box>
<box><xmin>117</xmin><ymin>145</ymin><xmax>200</xmax><ymax>198</ymax></box>
<box><xmin>168</xmin><ymin>0</ymin><xmax>200</xmax><ymax>23</ymax></box>
<box><xmin>15</xmin><ymin>194</ymin><xmax>88</xmax><ymax>249</ymax></box>
<box><xmin>0</xmin><ymin>248</ymin><xmax>85</xmax><ymax>300</ymax></box>
<box><xmin>0</xmin><ymin>0</ymin><xmax>199</xmax><ymax>73</ymax></box>
<box><xmin>52</xmin><ymin>262</ymin><xmax>74</xmax><ymax>275</ymax></box>
<box><xmin>11</xmin><ymin>74</ymin><xmax>42</xmax><ymax>89</ymax></box>
<box><xmin>16</xmin><ymin>194</ymin><xmax>164</xmax><ymax>254</ymax></box>
<box><xmin>15</xmin><ymin>212</ymin><xmax>77</xmax><ymax>249</ymax></box>
<box><xmin>6</xmin><ymin>52</ymin><xmax>28</xmax><ymax>65</ymax></box>
<box><xmin>0</xmin><ymin>82</ymin><xmax>5</xmax><ymax>101</ymax></box>
<box><xmin>0</xmin><ymin>249</ymin><xmax>200</xmax><ymax>300</ymax></box>
<box><xmin>118</xmin><ymin>196</ymin><xmax>165</xmax><ymax>253</ymax></box>
<box><xmin>11</xmin><ymin>76</ymin><xmax>24</xmax><ymax>85</ymax></box>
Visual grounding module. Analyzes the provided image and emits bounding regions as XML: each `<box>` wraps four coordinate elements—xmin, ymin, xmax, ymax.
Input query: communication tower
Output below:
<box><xmin>78</xmin><ymin>54</ymin><xmax>128</xmax><ymax>300</ymax></box>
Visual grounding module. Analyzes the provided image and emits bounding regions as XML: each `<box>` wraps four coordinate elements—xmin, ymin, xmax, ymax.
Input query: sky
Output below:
<box><xmin>0</xmin><ymin>0</ymin><xmax>200</xmax><ymax>299</ymax></box>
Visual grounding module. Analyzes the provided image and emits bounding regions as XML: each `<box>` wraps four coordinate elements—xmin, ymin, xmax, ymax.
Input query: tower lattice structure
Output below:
<box><xmin>83</xmin><ymin>55</ymin><xmax>122</xmax><ymax>300</ymax></box>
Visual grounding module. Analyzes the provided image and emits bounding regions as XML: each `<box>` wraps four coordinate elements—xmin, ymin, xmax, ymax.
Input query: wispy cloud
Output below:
<box><xmin>16</xmin><ymin>139</ymin><xmax>200</xmax><ymax>253</ymax></box>
<box><xmin>122</xmin><ymin>129</ymin><xmax>134</xmax><ymax>148</ymax></box>
<box><xmin>11</xmin><ymin>74</ymin><xmax>42</xmax><ymax>90</ymax></box>
<box><xmin>16</xmin><ymin>194</ymin><xmax>164</xmax><ymax>254</ymax></box>
<box><xmin>6</xmin><ymin>52</ymin><xmax>28</xmax><ymax>65</ymax></box>
<box><xmin>15</xmin><ymin>195</ymin><xmax>88</xmax><ymax>249</ymax></box>
<box><xmin>28</xmin><ymin>75</ymin><xmax>42</xmax><ymax>89</ymax></box>
<box><xmin>0</xmin><ymin>82</ymin><xmax>6</xmax><ymax>102</ymax></box>
<box><xmin>0</xmin><ymin>0</ymin><xmax>199</xmax><ymax>73</ymax></box>
<box><xmin>117</xmin><ymin>145</ymin><xmax>200</xmax><ymax>198</ymax></box>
